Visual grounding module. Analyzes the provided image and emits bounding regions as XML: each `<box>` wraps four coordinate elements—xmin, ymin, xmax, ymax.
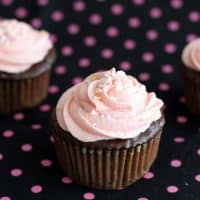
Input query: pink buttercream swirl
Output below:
<box><xmin>56</xmin><ymin>68</ymin><xmax>164</xmax><ymax>142</ymax></box>
<box><xmin>182</xmin><ymin>38</ymin><xmax>200</xmax><ymax>71</ymax></box>
<box><xmin>0</xmin><ymin>19</ymin><xmax>52</xmax><ymax>73</ymax></box>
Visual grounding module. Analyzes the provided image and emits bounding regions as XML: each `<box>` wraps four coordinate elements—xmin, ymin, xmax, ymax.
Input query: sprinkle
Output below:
<box><xmin>90</xmin><ymin>76</ymin><xmax>96</xmax><ymax>81</ymax></box>
<box><xmin>94</xmin><ymin>95</ymin><xmax>100</xmax><ymax>100</ymax></box>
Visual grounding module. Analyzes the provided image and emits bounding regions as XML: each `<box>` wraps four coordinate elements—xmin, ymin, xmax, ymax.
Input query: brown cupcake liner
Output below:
<box><xmin>183</xmin><ymin>77</ymin><xmax>200</xmax><ymax>116</ymax></box>
<box><xmin>181</xmin><ymin>65</ymin><xmax>200</xmax><ymax>116</ymax></box>
<box><xmin>0</xmin><ymin>69</ymin><xmax>51</xmax><ymax>114</ymax></box>
<box><xmin>53</xmin><ymin>128</ymin><xmax>162</xmax><ymax>190</ymax></box>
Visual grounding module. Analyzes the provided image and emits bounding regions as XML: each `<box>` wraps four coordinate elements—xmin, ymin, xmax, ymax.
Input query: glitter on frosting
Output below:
<box><xmin>0</xmin><ymin>19</ymin><xmax>52</xmax><ymax>73</ymax></box>
<box><xmin>182</xmin><ymin>38</ymin><xmax>200</xmax><ymax>71</ymax></box>
<box><xmin>56</xmin><ymin>68</ymin><xmax>164</xmax><ymax>142</ymax></box>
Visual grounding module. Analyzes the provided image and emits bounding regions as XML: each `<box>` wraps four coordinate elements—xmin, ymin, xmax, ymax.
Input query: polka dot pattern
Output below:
<box><xmin>0</xmin><ymin>1</ymin><xmax>199</xmax><ymax>199</ymax></box>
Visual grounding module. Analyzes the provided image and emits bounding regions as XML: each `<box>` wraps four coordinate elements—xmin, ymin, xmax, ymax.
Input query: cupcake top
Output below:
<box><xmin>182</xmin><ymin>38</ymin><xmax>200</xmax><ymax>71</ymax></box>
<box><xmin>56</xmin><ymin>68</ymin><xmax>164</xmax><ymax>142</ymax></box>
<box><xmin>0</xmin><ymin>19</ymin><xmax>52</xmax><ymax>74</ymax></box>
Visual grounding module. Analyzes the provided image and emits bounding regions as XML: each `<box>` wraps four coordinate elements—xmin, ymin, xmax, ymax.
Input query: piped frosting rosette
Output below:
<box><xmin>56</xmin><ymin>68</ymin><xmax>164</xmax><ymax>142</ymax></box>
<box><xmin>0</xmin><ymin>19</ymin><xmax>52</xmax><ymax>73</ymax></box>
<box><xmin>182</xmin><ymin>38</ymin><xmax>200</xmax><ymax>71</ymax></box>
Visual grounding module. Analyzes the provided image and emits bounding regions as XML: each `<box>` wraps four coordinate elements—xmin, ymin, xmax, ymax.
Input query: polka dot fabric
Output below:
<box><xmin>0</xmin><ymin>0</ymin><xmax>199</xmax><ymax>199</ymax></box>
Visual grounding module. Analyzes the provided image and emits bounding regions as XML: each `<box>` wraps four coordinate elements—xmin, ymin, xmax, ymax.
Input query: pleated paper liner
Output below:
<box><xmin>53</xmin><ymin>125</ymin><xmax>162</xmax><ymax>190</ymax></box>
<box><xmin>183</xmin><ymin>77</ymin><xmax>200</xmax><ymax>116</ymax></box>
<box><xmin>181</xmin><ymin>64</ymin><xmax>200</xmax><ymax>117</ymax></box>
<box><xmin>0</xmin><ymin>69</ymin><xmax>50</xmax><ymax>114</ymax></box>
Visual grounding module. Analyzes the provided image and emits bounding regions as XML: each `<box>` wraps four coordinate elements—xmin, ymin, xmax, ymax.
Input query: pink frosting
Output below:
<box><xmin>0</xmin><ymin>19</ymin><xmax>52</xmax><ymax>73</ymax></box>
<box><xmin>182</xmin><ymin>38</ymin><xmax>200</xmax><ymax>71</ymax></box>
<box><xmin>56</xmin><ymin>68</ymin><xmax>164</xmax><ymax>142</ymax></box>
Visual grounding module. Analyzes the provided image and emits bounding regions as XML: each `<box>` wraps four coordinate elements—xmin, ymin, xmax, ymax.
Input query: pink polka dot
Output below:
<box><xmin>162</xmin><ymin>64</ymin><xmax>173</xmax><ymax>74</ymax></box>
<box><xmin>132</xmin><ymin>0</ymin><xmax>145</xmax><ymax>6</ymax></box>
<box><xmin>10</xmin><ymin>168</ymin><xmax>23</xmax><ymax>177</ymax></box>
<box><xmin>40</xmin><ymin>104</ymin><xmax>51</xmax><ymax>112</ymax></box>
<box><xmin>124</xmin><ymin>39</ymin><xmax>136</xmax><ymax>50</ymax></box>
<box><xmin>146</xmin><ymin>29</ymin><xmax>158</xmax><ymax>40</ymax></box>
<box><xmin>2</xmin><ymin>130</ymin><xmax>14</xmax><ymax>138</ymax></box>
<box><xmin>62</xmin><ymin>177</ymin><xmax>73</xmax><ymax>184</ymax></box>
<box><xmin>179</xmin><ymin>96</ymin><xmax>186</xmax><ymax>104</ymax></box>
<box><xmin>196</xmin><ymin>148</ymin><xmax>200</xmax><ymax>156</ymax></box>
<box><xmin>67</xmin><ymin>24</ymin><xmax>80</xmax><ymax>35</ymax></box>
<box><xmin>111</xmin><ymin>3</ymin><xmax>124</xmax><ymax>15</ymax></box>
<box><xmin>128</xmin><ymin>17</ymin><xmax>141</xmax><ymax>28</ymax></box>
<box><xmin>119</xmin><ymin>61</ymin><xmax>132</xmax><ymax>71</ymax></box>
<box><xmin>164</xmin><ymin>43</ymin><xmax>177</xmax><ymax>54</ymax></box>
<box><xmin>106</xmin><ymin>26</ymin><xmax>119</xmax><ymax>38</ymax></box>
<box><xmin>174</xmin><ymin>137</ymin><xmax>185</xmax><ymax>143</ymax></box>
<box><xmin>167</xmin><ymin>185</ymin><xmax>179</xmax><ymax>193</ymax></box>
<box><xmin>83</xmin><ymin>36</ymin><xmax>96</xmax><ymax>47</ymax></box>
<box><xmin>21</xmin><ymin>144</ymin><xmax>32</xmax><ymax>152</ymax></box>
<box><xmin>48</xmin><ymin>85</ymin><xmax>59</xmax><ymax>94</ymax></box>
<box><xmin>31</xmin><ymin>185</ymin><xmax>43</xmax><ymax>194</ymax></box>
<box><xmin>13</xmin><ymin>113</ymin><xmax>24</xmax><ymax>120</ymax></box>
<box><xmin>0</xmin><ymin>197</ymin><xmax>11</xmax><ymax>200</ymax></box>
<box><xmin>142</xmin><ymin>52</ymin><xmax>154</xmax><ymax>63</ymax></box>
<box><xmin>41</xmin><ymin>159</ymin><xmax>52</xmax><ymax>167</ymax></box>
<box><xmin>55</xmin><ymin>65</ymin><xmax>67</xmax><ymax>74</ymax></box>
<box><xmin>149</xmin><ymin>7</ymin><xmax>162</xmax><ymax>19</ymax></box>
<box><xmin>167</xmin><ymin>20</ymin><xmax>180</xmax><ymax>32</ymax></box>
<box><xmin>49</xmin><ymin>34</ymin><xmax>57</xmax><ymax>43</ymax></box>
<box><xmin>49</xmin><ymin>135</ymin><xmax>54</xmax><ymax>143</ymax></box>
<box><xmin>83</xmin><ymin>192</ymin><xmax>95</xmax><ymax>200</ymax></box>
<box><xmin>37</xmin><ymin>0</ymin><xmax>48</xmax><ymax>6</ymax></box>
<box><xmin>30</xmin><ymin>18</ymin><xmax>42</xmax><ymax>28</ymax></box>
<box><xmin>73</xmin><ymin>1</ymin><xmax>86</xmax><ymax>12</ymax></box>
<box><xmin>170</xmin><ymin>160</ymin><xmax>182</xmax><ymax>168</ymax></box>
<box><xmin>138</xmin><ymin>198</ymin><xmax>149</xmax><ymax>200</ymax></box>
<box><xmin>78</xmin><ymin>58</ymin><xmax>90</xmax><ymax>68</ymax></box>
<box><xmin>176</xmin><ymin>116</ymin><xmax>188</xmax><ymax>123</ymax></box>
<box><xmin>158</xmin><ymin>82</ymin><xmax>170</xmax><ymax>91</ymax></box>
<box><xmin>188</xmin><ymin>11</ymin><xmax>200</xmax><ymax>22</ymax></box>
<box><xmin>143</xmin><ymin>171</ymin><xmax>154</xmax><ymax>179</ymax></box>
<box><xmin>170</xmin><ymin>0</ymin><xmax>183</xmax><ymax>9</ymax></box>
<box><xmin>0</xmin><ymin>153</ymin><xmax>3</xmax><ymax>160</ymax></box>
<box><xmin>138</xmin><ymin>72</ymin><xmax>151</xmax><ymax>82</ymax></box>
<box><xmin>186</xmin><ymin>34</ymin><xmax>198</xmax><ymax>42</ymax></box>
<box><xmin>31</xmin><ymin>124</ymin><xmax>42</xmax><ymax>130</ymax></box>
<box><xmin>195</xmin><ymin>174</ymin><xmax>200</xmax><ymax>182</ymax></box>
<box><xmin>61</xmin><ymin>45</ymin><xmax>73</xmax><ymax>56</ymax></box>
<box><xmin>89</xmin><ymin>13</ymin><xmax>102</xmax><ymax>25</ymax></box>
<box><xmin>1</xmin><ymin>0</ymin><xmax>13</xmax><ymax>6</ymax></box>
<box><xmin>101</xmin><ymin>48</ymin><xmax>114</xmax><ymax>59</ymax></box>
<box><xmin>15</xmin><ymin>7</ymin><xmax>27</xmax><ymax>19</ymax></box>
<box><xmin>72</xmin><ymin>77</ymin><xmax>83</xmax><ymax>85</ymax></box>
<box><xmin>51</xmin><ymin>10</ymin><xmax>64</xmax><ymax>22</ymax></box>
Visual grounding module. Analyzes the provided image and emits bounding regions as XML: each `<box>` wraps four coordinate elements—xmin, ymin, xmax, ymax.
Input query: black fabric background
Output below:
<box><xmin>0</xmin><ymin>0</ymin><xmax>200</xmax><ymax>199</ymax></box>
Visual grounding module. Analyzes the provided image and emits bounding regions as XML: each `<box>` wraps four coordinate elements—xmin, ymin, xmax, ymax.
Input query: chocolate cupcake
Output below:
<box><xmin>0</xmin><ymin>19</ymin><xmax>56</xmax><ymax>114</ymax></box>
<box><xmin>52</xmin><ymin>68</ymin><xmax>165</xmax><ymax>190</ymax></box>
<box><xmin>181</xmin><ymin>38</ymin><xmax>200</xmax><ymax>117</ymax></box>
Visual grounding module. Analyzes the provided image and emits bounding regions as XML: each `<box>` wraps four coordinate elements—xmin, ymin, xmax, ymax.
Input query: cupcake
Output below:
<box><xmin>181</xmin><ymin>38</ymin><xmax>200</xmax><ymax>117</ymax></box>
<box><xmin>0</xmin><ymin>19</ymin><xmax>56</xmax><ymax>114</ymax></box>
<box><xmin>52</xmin><ymin>68</ymin><xmax>165</xmax><ymax>189</ymax></box>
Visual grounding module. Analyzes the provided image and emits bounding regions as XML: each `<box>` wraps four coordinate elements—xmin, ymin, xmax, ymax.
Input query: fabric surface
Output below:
<box><xmin>0</xmin><ymin>0</ymin><xmax>200</xmax><ymax>199</ymax></box>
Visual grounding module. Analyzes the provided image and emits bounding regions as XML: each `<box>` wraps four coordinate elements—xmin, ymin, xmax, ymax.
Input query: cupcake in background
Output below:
<box><xmin>181</xmin><ymin>38</ymin><xmax>200</xmax><ymax>117</ymax></box>
<box><xmin>52</xmin><ymin>68</ymin><xmax>165</xmax><ymax>190</ymax></box>
<box><xmin>0</xmin><ymin>19</ymin><xmax>56</xmax><ymax>114</ymax></box>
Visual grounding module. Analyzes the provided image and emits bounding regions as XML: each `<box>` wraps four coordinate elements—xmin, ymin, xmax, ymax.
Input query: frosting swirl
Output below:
<box><xmin>0</xmin><ymin>19</ymin><xmax>52</xmax><ymax>73</ymax></box>
<box><xmin>56</xmin><ymin>68</ymin><xmax>164</xmax><ymax>142</ymax></box>
<box><xmin>182</xmin><ymin>38</ymin><xmax>200</xmax><ymax>71</ymax></box>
